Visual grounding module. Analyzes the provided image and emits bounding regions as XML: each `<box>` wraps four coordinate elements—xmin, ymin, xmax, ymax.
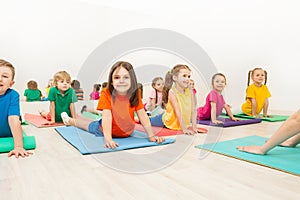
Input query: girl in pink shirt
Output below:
<box><xmin>197</xmin><ymin>73</ymin><xmax>238</xmax><ymax>124</ymax></box>
<box><xmin>89</xmin><ymin>83</ymin><xmax>101</xmax><ymax>100</ymax></box>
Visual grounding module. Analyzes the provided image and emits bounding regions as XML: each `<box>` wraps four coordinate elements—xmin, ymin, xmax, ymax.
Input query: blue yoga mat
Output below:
<box><xmin>195</xmin><ymin>135</ymin><xmax>300</xmax><ymax>176</ymax></box>
<box><xmin>55</xmin><ymin>126</ymin><xmax>175</xmax><ymax>154</ymax></box>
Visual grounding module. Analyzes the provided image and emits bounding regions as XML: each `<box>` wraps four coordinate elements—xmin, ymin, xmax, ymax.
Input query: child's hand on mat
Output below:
<box><xmin>212</xmin><ymin>119</ymin><xmax>223</xmax><ymax>125</ymax></box>
<box><xmin>44</xmin><ymin>120</ymin><xmax>55</xmax><ymax>125</ymax></box>
<box><xmin>230</xmin><ymin>117</ymin><xmax>239</xmax><ymax>121</ymax></box>
<box><xmin>149</xmin><ymin>136</ymin><xmax>165</xmax><ymax>144</ymax></box>
<box><xmin>182</xmin><ymin>128</ymin><xmax>196</xmax><ymax>135</ymax></box>
<box><xmin>263</xmin><ymin>115</ymin><xmax>272</xmax><ymax>118</ymax></box>
<box><xmin>8</xmin><ymin>147</ymin><xmax>33</xmax><ymax>158</ymax></box>
<box><xmin>192</xmin><ymin>126</ymin><xmax>200</xmax><ymax>134</ymax></box>
<box><xmin>104</xmin><ymin>139</ymin><xmax>119</xmax><ymax>149</ymax></box>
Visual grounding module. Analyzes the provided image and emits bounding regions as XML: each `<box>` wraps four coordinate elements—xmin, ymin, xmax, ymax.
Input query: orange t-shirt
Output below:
<box><xmin>97</xmin><ymin>88</ymin><xmax>144</xmax><ymax>137</ymax></box>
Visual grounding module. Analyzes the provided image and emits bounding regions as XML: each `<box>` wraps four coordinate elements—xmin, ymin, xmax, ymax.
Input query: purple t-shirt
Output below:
<box><xmin>197</xmin><ymin>90</ymin><xmax>226</xmax><ymax>120</ymax></box>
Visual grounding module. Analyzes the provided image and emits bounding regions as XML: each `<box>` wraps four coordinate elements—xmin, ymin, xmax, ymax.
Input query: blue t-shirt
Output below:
<box><xmin>0</xmin><ymin>89</ymin><xmax>20</xmax><ymax>137</ymax></box>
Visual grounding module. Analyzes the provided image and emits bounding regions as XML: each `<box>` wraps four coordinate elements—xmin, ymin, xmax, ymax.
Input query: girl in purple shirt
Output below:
<box><xmin>197</xmin><ymin>73</ymin><xmax>238</xmax><ymax>124</ymax></box>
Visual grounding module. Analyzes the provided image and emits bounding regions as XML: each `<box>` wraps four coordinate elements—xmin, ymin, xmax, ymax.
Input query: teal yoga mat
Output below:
<box><xmin>55</xmin><ymin>126</ymin><xmax>176</xmax><ymax>154</ymax></box>
<box><xmin>0</xmin><ymin>131</ymin><xmax>36</xmax><ymax>153</ymax></box>
<box><xmin>195</xmin><ymin>135</ymin><xmax>300</xmax><ymax>176</ymax></box>
<box><xmin>81</xmin><ymin>112</ymin><xmax>102</xmax><ymax>120</ymax></box>
<box><xmin>233</xmin><ymin>113</ymin><xmax>289</xmax><ymax>122</ymax></box>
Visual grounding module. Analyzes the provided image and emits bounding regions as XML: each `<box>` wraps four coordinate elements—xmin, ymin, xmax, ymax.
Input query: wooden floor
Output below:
<box><xmin>1</xmin><ymin>103</ymin><xmax>299</xmax><ymax>200</ymax></box>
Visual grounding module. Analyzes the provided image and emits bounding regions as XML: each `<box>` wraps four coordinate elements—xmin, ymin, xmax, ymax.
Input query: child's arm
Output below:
<box><xmin>148</xmin><ymin>98</ymin><xmax>156</xmax><ymax>111</ymax></box>
<box><xmin>49</xmin><ymin>101</ymin><xmax>56</xmax><ymax>124</ymax></box>
<box><xmin>136</xmin><ymin>108</ymin><xmax>165</xmax><ymax>143</ymax></box>
<box><xmin>169</xmin><ymin>92</ymin><xmax>194</xmax><ymax>135</ymax></box>
<box><xmin>101</xmin><ymin>109</ymin><xmax>118</xmax><ymax>149</ymax></box>
<box><xmin>191</xmin><ymin>91</ymin><xmax>198</xmax><ymax>131</ymax></box>
<box><xmin>210</xmin><ymin>102</ymin><xmax>222</xmax><ymax>124</ymax></box>
<box><xmin>263</xmin><ymin>98</ymin><xmax>269</xmax><ymax>117</ymax></box>
<box><xmin>69</xmin><ymin>102</ymin><xmax>76</xmax><ymax>118</ymax></box>
<box><xmin>250</xmin><ymin>98</ymin><xmax>258</xmax><ymax>117</ymax></box>
<box><xmin>224</xmin><ymin>104</ymin><xmax>238</xmax><ymax>121</ymax></box>
<box><xmin>7</xmin><ymin>116</ymin><xmax>32</xmax><ymax>158</ymax></box>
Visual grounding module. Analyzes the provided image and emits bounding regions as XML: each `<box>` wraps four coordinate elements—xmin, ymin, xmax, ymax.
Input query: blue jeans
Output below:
<box><xmin>149</xmin><ymin>113</ymin><xmax>164</xmax><ymax>127</ymax></box>
<box><xmin>88</xmin><ymin>119</ymin><xmax>104</xmax><ymax>136</ymax></box>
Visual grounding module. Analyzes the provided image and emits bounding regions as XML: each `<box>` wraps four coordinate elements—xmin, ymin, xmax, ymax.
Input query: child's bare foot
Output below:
<box><xmin>278</xmin><ymin>140</ymin><xmax>298</xmax><ymax>147</ymax></box>
<box><xmin>236</xmin><ymin>146</ymin><xmax>266</xmax><ymax>155</ymax></box>
<box><xmin>265</xmin><ymin>139</ymin><xmax>297</xmax><ymax>148</ymax></box>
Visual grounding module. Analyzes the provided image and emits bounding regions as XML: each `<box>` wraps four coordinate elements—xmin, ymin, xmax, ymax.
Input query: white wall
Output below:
<box><xmin>1</xmin><ymin>0</ymin><xmax>299</xmax><ymax>112</ymax></box>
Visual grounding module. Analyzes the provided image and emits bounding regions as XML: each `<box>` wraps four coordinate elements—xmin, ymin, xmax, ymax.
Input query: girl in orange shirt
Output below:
<box><xmin>61</xmin><ymin>61</ymin><xmax>165</xmax><ymax>149</ymax></box>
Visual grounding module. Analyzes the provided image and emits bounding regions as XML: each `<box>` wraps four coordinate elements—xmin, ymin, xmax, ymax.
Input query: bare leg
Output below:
<box><xmin>62</xmin><ymin>113</ymin><xmax>93</xmax><ymax>131</ymax></box>
<box><xmin>86</xmin><ymin>108</ymin><xmax>101</xmax><ymax>115</ymax></box>
<box><xmin>280</xmin><ymin>133</ymin><xmax>300</xmax><ymax>147</ymax></box>
<box><xmin>237</xmin><ymin>109</ymin><xmax>300</xmax><ymax>155</ymax></box>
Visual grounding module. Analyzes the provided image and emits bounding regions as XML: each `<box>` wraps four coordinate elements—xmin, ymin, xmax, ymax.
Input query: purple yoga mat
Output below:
<box><xmin>197</xmin><ymin>117</ymin><xmax>262</xmax><ymax>127</ymax></box>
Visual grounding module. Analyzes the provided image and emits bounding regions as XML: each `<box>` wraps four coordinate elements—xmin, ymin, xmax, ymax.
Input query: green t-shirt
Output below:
<box><xmin>24</xmin><ymin>89</ymin><xmax>41</xmax><ymax>102</ymax></box>
<box><xmin>48</xmin><ymin>87</ymin><xmax>78</xmax><ymax>122</ymax></box>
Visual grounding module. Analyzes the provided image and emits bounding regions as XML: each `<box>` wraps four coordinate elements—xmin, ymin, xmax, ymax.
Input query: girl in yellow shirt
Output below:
<box><xmin>241</xmin><ymin>68</ymin><xmax>271</xmax><ymax>117</ymax></box>
<box><xmin>150</xmin><ymin>64</ymin><xmax>200</xmax><ymax>135</ymax></box>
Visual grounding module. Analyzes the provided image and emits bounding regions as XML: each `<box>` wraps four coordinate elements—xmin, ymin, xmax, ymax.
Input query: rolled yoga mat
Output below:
<box><xmin>0</xmin><ymin>131</ymin><xmax>36</xmax><ymax>153</ymax></box>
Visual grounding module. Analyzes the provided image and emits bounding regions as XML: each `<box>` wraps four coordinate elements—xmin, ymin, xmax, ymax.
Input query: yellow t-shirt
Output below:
<box><xmin>241</xmin><ymin>84</ymin><xmax>271</xmax><ymax>115</ymax></box>
<box><xmin>163</xmin><ymin>87</ymin><xmax>192</xmax><ymax>130</ymax></box>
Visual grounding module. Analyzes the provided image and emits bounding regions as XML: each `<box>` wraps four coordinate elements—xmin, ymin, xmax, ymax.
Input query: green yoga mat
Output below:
<box><xmin>0</xmin><ymin>131</ymin><xmax>36</xmax><ymax>153</ymax></box>
<box><xmin>82</xmin><ymin>112</ymin><xmax>102</xmax><ymax>120</ymax></box>
<box><xmin>233</xmin><ymin>113</ymin><xmax>289</xmax><ymax>122</ymax></box>
<box><xmin>21</xmin><ymin>121</ymin><xmax>29</xmax><ymax>125</ymax></box>
<box><xmin>195</xmin><ymin>135</ymin><xmax>300</xmax><ymax>176</ymax></box>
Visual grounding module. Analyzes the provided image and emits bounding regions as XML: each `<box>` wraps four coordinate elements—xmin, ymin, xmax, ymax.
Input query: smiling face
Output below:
<box><xmin>174</xmin><ymin>68</ymin><xmax>191</xmax><ymax>90</ymax></box>
<box><xmin>153</xmin><ymin>79</ymin><xmax>164</xmax><ymax>92</ymax></box>
<box><xmin>111</xmin><ymin>66</ymin><xmax>131</xmax><ymax>95</ymax></box>
<box><xmin>0</xmin><ymin>66</ymin><xmax>15</xmax><ymax>95</ymax></box>
<box><xmin>251</xmin><ymin>69</ymin><xmax>265</xmax><ymax>86</ymax></box>
<box><xmin>212</xmin><ymin>74</ymin><xmax>226</xmax><ymax>93</ymax></box>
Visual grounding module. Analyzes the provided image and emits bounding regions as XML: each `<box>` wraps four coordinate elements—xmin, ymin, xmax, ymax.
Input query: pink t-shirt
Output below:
<box><xmin>146</xmin><ymin>88</ymin><xmax>163</xmax><ymax>108</ymax></box>
<box><xmin>197</xmin><ymin>89</ymin><xmax>226</xmax><ymax>120</ymax></box>
<box><xmin>90</xmin><ymin>91</ymin><xmax>100</xmax><ymax>100</ymax></box>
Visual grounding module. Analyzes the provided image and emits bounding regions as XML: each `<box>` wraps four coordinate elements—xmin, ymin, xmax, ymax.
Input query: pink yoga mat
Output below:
<box><xmin>135</xmin><ymin>124</ymin><xmax>208</xmax><ymax>137</ymax></box>
<box><xmin>24</xmin><ymin>113</ymin><xmax>65</xmax><ymax>128</ymax></box>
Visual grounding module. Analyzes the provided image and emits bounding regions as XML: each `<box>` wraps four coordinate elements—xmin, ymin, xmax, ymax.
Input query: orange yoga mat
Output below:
<box><xmin>24</xmin><ymin>113</ymin><xmax>65</xmax><ymax>128</ymax></box>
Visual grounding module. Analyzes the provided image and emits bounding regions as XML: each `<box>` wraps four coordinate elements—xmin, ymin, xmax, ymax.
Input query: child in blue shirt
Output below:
<box><xmin>0</xmin><ymin>59</ymin><xmax>32</xmax><ymax>158</ymax></box>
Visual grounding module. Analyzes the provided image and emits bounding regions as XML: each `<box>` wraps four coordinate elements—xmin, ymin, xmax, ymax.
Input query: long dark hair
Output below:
<box><xmin>151</xmin><ymin>77</ymin><xmax>163</xmax><ymax>104</ymax></box>
<box><xmin>107</xmin><ymin>61</ymin><xmax>139</xmax><ymax>107</ymax></box>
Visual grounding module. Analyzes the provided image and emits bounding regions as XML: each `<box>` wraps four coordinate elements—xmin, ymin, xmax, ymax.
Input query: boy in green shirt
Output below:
<box><xmin>40</xmin><ymin>71</ymin><xmax>77</xmax><ymax>124</ymax></box>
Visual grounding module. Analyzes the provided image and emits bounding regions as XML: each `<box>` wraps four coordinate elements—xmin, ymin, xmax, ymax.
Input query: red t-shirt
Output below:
<box><xmin>97</xmin><ymin>88</ymin><xmax>144</xmax><ymax>137</ymax></box>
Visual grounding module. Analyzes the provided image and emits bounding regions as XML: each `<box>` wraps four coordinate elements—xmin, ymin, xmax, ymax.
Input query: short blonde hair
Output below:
<box><xmin>0</xmin><ymin>59</ymin><xmax>15</xmax><ymax>80</ymax></box>
<box><xmin>53</xmin><ymin>71</ymin><xmax>71</xmax><ymax>85</ymax></box>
